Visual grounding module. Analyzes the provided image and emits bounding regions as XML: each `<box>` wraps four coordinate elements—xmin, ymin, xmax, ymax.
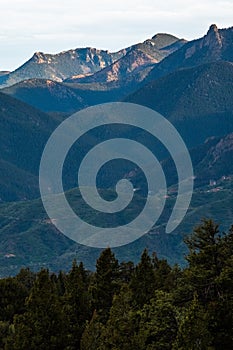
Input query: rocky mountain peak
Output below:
<box><xmin>151</xmin><ymin>33</ymin><xmax>180</xmax><ymax>49</ymax></box>
<box><xmin>204</xmin><ymin>24</ymin><xmax>222</xmax><ymax>48</ymax></box>
<box><xmin>207</xmin><ymin>24</ymin><xmax>218</xmax><ymax>34</ymax></box>
<box><xmin>32</xmin><ymin>52</ymin><xmax>48</xmax><ymax>64</ymax></box>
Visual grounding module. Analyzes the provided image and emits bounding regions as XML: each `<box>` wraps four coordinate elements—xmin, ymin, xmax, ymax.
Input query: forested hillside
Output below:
<box><xmin>0</xmin><ymin>219</ymin><xmax>233</xmax><ymax>349</ymax></box>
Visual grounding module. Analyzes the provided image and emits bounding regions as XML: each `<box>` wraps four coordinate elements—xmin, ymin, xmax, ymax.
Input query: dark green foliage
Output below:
<box><xmin>80</xmin><ymin>310</ymin><xmax>103</xmax><ymax>350</ymax></box>
<box><xmin>152</xmin><ymin>252</ymin><xmax>173</xmax><ymax>291</ymax></box>
<box><xmin>118</xmin><ymin>261</ymin><xmax>135</xmax><ymax>283</ymax></box>
<box><xmin>92</xmin><ymin>248</ymin><xmax>119</xmax><ymax>322</ymax></box>
<box><xmin>0</xmin><ymin>278</ymin><xmax>28</xmax><ymax>322</ymax></box>
<box><xmin>0</xmin><ymin>222</ymin><xmax>233</xmax><ymax>349</ymax></box>
<box><xmin>98</xmin><ymin>285</ymin><xmax>139</xmax><ymax>350</ymax></box>
<box><xmin>62</xmin><ymin>260</ymin><xmax>91</xmax><ymax>349</ymax></box>
<box><xmin>173</xmin><ymin>294</ymin><xmax>212</xmax><ymax>350</ymax></box>
<box><xmin>0</xmin><ymin>321</ymin><xmax>9</xmax><ymax>349</ymax></box>
<box><xmin>183</xmin><ymin>219</ymin><xmax>233</xmax><ymax>348</ymax></box>
<box><xmin>184</xmin><ymin>219</ymin><xmax>223</xmax><ymax>302</ymax></box>
<box><xmin>6</xmin><ymin>269</ymin><xmax>67</xmax><ymax>350</ymax></box>
<box><xmin>130</xmin><ymin>249</ymin><xmax>156</xmax><ymax>307</ymax></box>
<box><xmin>15</xmin><ymin>267</ymin><xmax>36</xmax><ymax>292</ymax></box>
<box><xmin>137</xmin><ymin>291</ymin><xmax>178</xmax><ymax>350</ymax></box>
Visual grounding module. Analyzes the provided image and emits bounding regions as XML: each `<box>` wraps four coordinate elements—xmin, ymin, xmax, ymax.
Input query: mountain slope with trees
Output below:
<box><xmin>0</xmin><ymin>219</ymin><xmax>233</xmax><ymax>349</ymax></box>
<box><xmin>126</xmin><ymin>61</ymin><xmax>233</xmax><ymax>147</ymax></box>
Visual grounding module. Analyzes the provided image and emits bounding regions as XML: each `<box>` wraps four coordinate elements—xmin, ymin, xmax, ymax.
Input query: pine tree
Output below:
<box><xmin>92</xmin><ymin>248</ymin><xmax>119</xmax><ymax>322</ymax></box>
<box><xmin>173</xmin><ymin>293</ymin><xmax>212</xmax><ymax>350</ymax></box>
<box><xmin>98</xmin><ymin>284</ymin><xmax>139</xmax><ymax>350</ymax></box>
<box><xmin>130</xmin><ymin>249</ymin><xmax>156</xmax><ymax>307</ymax></box>
<box><xmin>15</xmin><ymin>267</ymin><xmax>36</xmax><ymax>292</ymax></box>
<box><xmin>152</xmin><ymin>252</ymin><xmax>172</xmax><ymax>291</ymax></box>
<box><xmin>63</xmin><ymin>260</ymin><xmax>91</xmax><ymax>350</ymax></box>
<box><xmin>184</xmin><ymin>219</ymin><xmax>223</xmax><ymax>302</ymax></box>
<box><xmin>6</xmin><ymin>269</ymin><xmax>67</xmax><ymax>350</ymax></box>
<box><xmin>184</xmin><ymin>220</ymin><xmax>233</xmax><ymax>348</ymax></box>
<box><xmin>0</xmin><ymin>277</ymin><xmax>27</xmax><ymax>323</ymax></box>
<box><xmin>119</xmin><ymin>261</ymin><xmax>134</xmax><ymax>283</ymax></box>
<box><xmin>80</xmin><ymin>311</ymin><xmax>103</xmax><ymax>350</ymax></box>
<box><xmin>137</xmin><ymin>291</ymin><xmax>178</xmax><ymax>350</ymax></box>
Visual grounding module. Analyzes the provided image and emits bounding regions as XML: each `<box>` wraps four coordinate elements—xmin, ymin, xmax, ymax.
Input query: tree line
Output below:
<box><xmin>0</xmin><ymin>219</ymin><xmax>233</xmax><ymax>349</ymax></box>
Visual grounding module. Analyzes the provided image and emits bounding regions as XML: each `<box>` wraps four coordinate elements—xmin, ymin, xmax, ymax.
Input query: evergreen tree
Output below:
<box><xmin>98</xmin><ymin>285</ymin><xmax>139</xmax><ymax>350</ymax></box>
<box><xmin>173</xmin><ymin>293</ymin><xmax>212</xmax><ymax>350</ymax></box>
<box><xmin>119</xmin><ymin>261</ymin><xmax>135</xmax><ymax>283</ymax></box>
<box><xmin>184</xmin><ymin>219</ymin><xmax>222</xmax><ymax>302</ymax></box>
<box><xmin>15</xmin><ymin>267</ymin><xmax>36</xmax><ymax>292</ymax></box>
<box><xmin>130</xmin><ymin>249</ymin><xmax>156</xmax><ymax>307</ymax></box>
<box><xmin>63</xmin><ymin>260</ymin><xmax>91</xmax><ymax>350</ymax></box>
<box><xmin>56</xmin><ymin>270</ymin><xmax>67</xmax><ymax>297</ymax></box>
<box><xmin>137</xmin><ymin>291</ymin><xmax>178</xmax><ymax>350</ymax></box>
<box><xmin>184</xmin><ymin>219</ymin><xmax>233</xmax><ymax>348</ymax></box>
<box><xmin>0</xmin><ymin>277</ymin><xmax>27</xmax><ymax>322</ymax></box>
<box><xmin>152</xmin><ymin>252</ymin><xmax>173</xmax><ymax>291</ymax></box>
<box><xmin>80</xmin><ymin>311</ymin><xmax>103</xmax><ymax>350</ymax></box>
<box><xmin>92</xmin><ymin>248</ymin><xmax>119</xmax><ymax>322</ymax></box>
<box><xmin>6</xmin><ymin>269</ymin><xmax>67</xmax><ymax>350</ymax></box>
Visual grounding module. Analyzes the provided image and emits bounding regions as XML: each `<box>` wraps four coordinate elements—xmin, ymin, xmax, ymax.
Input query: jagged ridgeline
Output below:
<box><xmin>0</xmin><ymin>25</ymin><xmax>233</xmax><ymax>278</ymax></box>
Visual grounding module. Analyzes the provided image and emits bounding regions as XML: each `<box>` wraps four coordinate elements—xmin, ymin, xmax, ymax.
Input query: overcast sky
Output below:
<box><xmin>1</xmin><ymin>0</ymin><xmax>233</xmax><ymax>70</ymax></box>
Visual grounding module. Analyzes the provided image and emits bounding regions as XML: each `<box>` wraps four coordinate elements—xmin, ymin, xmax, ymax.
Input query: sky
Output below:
<box><xmin>1</xmin><ymin>0</ymin><xmax>233</xmax><ymax>71</ymax></box>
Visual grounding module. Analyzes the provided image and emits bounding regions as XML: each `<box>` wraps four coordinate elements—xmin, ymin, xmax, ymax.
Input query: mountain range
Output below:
<box><xmin>145</xmin><ymin>24</ymin><xmax>233</xmax><ymax>82</ymax></box>
<box><xmin>66</xmin><ymin>34</ymin><xmax>186</xmax><ymax>84</ymax></box>
<box><xmin>0</xmin><ymin>33</ymin><xmax>186</xmax><ymax>89</ymax></box>
<box><xmin>0</xmin><ymin>24</ymin><xmax>233</xmax><ymax>275</ymax></box>
<box><xmin>0</xmin><ymin>47</ymin><xmax>128</xmax><ymax>87</ymax></box>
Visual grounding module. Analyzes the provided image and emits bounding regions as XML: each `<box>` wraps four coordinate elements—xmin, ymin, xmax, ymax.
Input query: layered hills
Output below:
<box><xmin>0</xmin><ymin>25</ymin><xmax>233</xmax><ymax>276</ymax></box>
<box><xmin>1</xmin><ymin>175</ymin><xmax>233</xmax><ymax>277</ymax></box>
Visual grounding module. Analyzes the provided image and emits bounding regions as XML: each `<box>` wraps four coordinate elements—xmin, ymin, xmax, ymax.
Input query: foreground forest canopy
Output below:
<box><xmin>0</xmin><ymin>219</ymin><xmax>233</xmax><ymax>349</ymax></box>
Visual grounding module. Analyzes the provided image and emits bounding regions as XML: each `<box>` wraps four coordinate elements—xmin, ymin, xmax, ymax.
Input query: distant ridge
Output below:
<box><xmin>0</xmin><ymin>47</ymin><xmax>128</xmax><ymax>88</ymax></box>
<box><xmin>146</xmin><ymin>24</ymin><xmax>233</xmax><ymax>82</ymax></box>
<box><xmin>0</xmin><ymin>33</ymin><xmax>186</xmax><ymax>88</ymax></box>
<box><xmin>66</xmin><ymin>34</ymin><xmax>186</xmax><ymax>84</ymax></box>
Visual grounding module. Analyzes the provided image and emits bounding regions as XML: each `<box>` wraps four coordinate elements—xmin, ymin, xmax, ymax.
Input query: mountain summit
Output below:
<box><xmin>0</xmin><ymin>47</ymin><xmax>127</xmax><ymax>88</ymax></box>
<box><xmin>146</xmin><ymin>24</ymin><xmax>233</xmax><ymax>82</ymax></box>
<box><xmin>66</xmin><ymin>33</ymin><xmax>186</xmax><ymax>85</ymax></box>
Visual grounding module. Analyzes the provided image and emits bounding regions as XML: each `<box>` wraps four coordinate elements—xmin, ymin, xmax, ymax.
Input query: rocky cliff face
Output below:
<box><xmin>66</xmin><ymin>48</ymin><xmax>158</xmax><ymax>84</ymax></box>
<box><xmin>66</xmin><ymin>34</ymin><xmax>186</xmax><ymax>84</ymax></box>
<box><xmin>0</xmin><ymin>47</ymin><xmax>127</xmax><ymax>88</ymax></box>
<box><xmin>147</xmin><ymin>24</ymin><xmax>233</xmax><ymax>82</ymax></box>
<box><xmin>0</xmin><ymin>33</ymin><xmax>186</xmax><ymax>88</ymax></box>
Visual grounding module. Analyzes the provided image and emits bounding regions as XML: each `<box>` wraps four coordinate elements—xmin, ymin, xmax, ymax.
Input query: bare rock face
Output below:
<box><xmin>147</xmin><ymin>24</ymin><xmax>233</xmax><ymax>83</ymax></box>
<box><xmin>0</xmin><ymin>47</ymin><xmax>127</xmax><ymax>88</ymax></box>
<box><xmin>0</xmin><ymin>33</ymin><xmax>186</xmax><ymax>88</ymax></box>
<box><xmin>203</xmin><ymin>24</ymin><xmax>222</xmax><ymax>50</ymax></box>
<box><xmin>66</xmin><ymin>34</ymin><xmax>186</xmax><ymax>84</ymax></box>
<box><xmin>185</xmin><ymin>25</ymin><xmax>223</xmax><ymax>60</ymax></box>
